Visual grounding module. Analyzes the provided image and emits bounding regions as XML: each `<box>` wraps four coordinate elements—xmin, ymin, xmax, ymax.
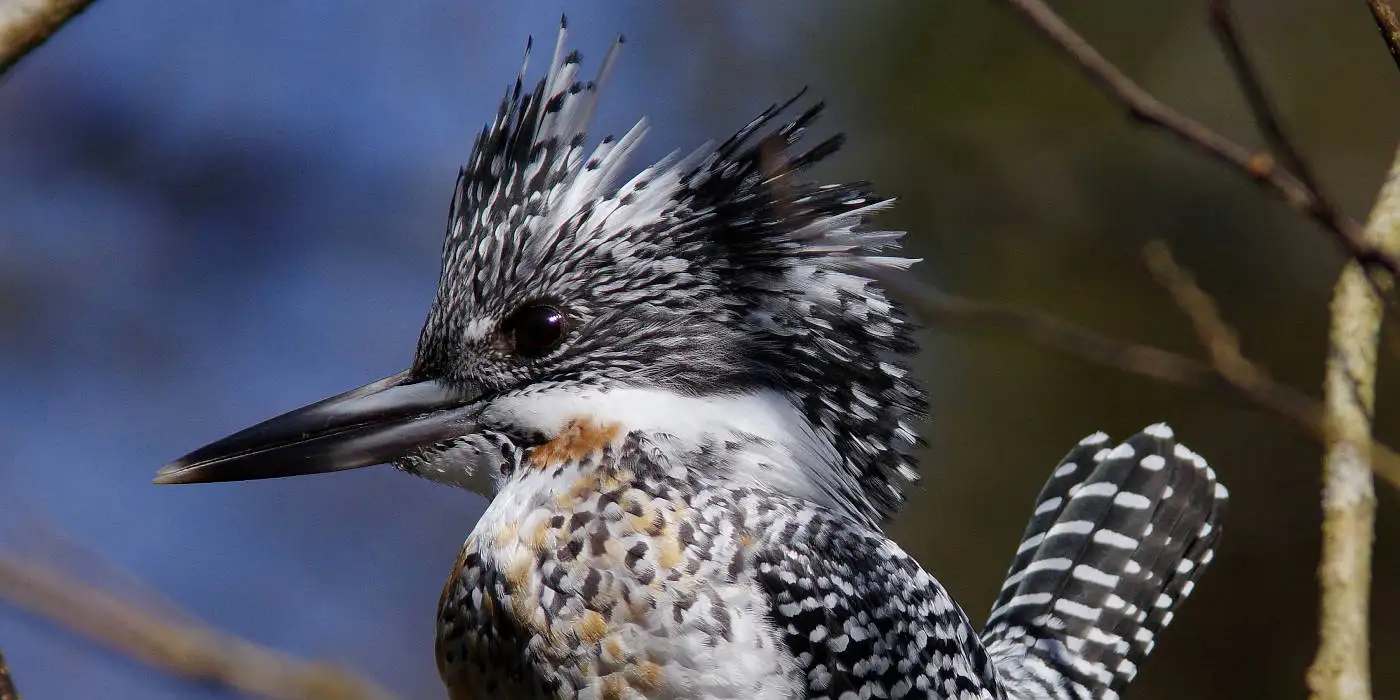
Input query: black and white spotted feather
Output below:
<box><xmin>754</xmin><ymin>505</ymin><xmax>1002</xmax><ymax>699</ymax></box>
<box><xmin>982</xmin><ymin>424</ymin><xmax>1228</xmax><ymax>700</ymax></box>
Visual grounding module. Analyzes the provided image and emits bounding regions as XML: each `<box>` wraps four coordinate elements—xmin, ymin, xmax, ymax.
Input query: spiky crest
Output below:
<box><xmin>420</xmin><ymin>21</ymin><xmax>926</xmax><ymax>525</ymax></box>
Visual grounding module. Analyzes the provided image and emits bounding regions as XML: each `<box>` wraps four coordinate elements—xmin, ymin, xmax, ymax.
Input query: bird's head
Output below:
<box><xmin>156</xmin><ymin>28</ymin><xmax>926</xmax><ymax>525</ymax></box>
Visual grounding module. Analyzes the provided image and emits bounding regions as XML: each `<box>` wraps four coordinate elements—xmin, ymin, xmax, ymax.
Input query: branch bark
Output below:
<box><xmin>0</xmin><ymin>553</ymin><xmax>399</xmax><ymax>700</ymax></box>
<box><xmin>1366</xmin><ymin>0</ymin><xmax>1400</xmax><ymax>74</ymax></box>
<box><xmin>884</xmin><ymin>275</ymin><xmax>1400</xmax><ymax>491</ymax></box>
<box><xmin>1306</xmin><ymin>144</ymin><xmax>1400</xmax><ymax>700</ymax></box>
<box><xmin>0</xmin><ymin>0</ymin><xmax>97</xmax><ymax>76</ymax></box>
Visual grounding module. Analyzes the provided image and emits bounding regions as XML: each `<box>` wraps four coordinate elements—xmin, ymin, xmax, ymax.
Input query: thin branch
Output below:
<box><xmin>1208</xmin><ymin>1</ymin><xmax>1327</xmax><ymax>205</ymax></box>
<box><xmin>9</xmin><ymin>506</ymin><xmax>204</xmax><ymax>626</ymax></box>
<box><xmin>0</xmin><ymin>648</ymin><xmax>17</xmax><ymax>700</ymax></box>
<box><xmin>0</xmin><ymin>553</ymin><xmax>400</xmax><ymax>700</ymax></box>
<box><xmin>1366</xmin><ymin>0</ymin><xmax>1400</xmax><ymax>74</ymax></box>
<box><xmin>1142</xmin><ymin>239</ymin><xmax>1269</xmax><ymax>385</ymax></box>
<box><xmin>883</xmin><ymin>275</ymin><xmax>1400</xmax><ymax>491</ymax></box>
<box><xmin>997</xmin><ymin>0</ymin><xmax>1400</xmax><ymax>277</ymax></box>
<box><xmin>1307</xmin><ymin>143</ymin><xmax>1400</xmax><ymax>700</ymax></box>
<box><xmin>0</xmin><ymin>0</ymin><xmax>98</xmax><ymax>76</ymax></box>
<box><xmin>1204</xmin><ymin>0</ymin><xmax>1400</xmax><ymax>309</ymax></box>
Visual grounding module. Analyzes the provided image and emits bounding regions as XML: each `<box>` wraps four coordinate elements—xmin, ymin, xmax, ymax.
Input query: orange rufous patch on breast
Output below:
<box><xmin>528</xmin><ymin>417</ymin><xmax>622</xmax><ymax>469</ymax></box>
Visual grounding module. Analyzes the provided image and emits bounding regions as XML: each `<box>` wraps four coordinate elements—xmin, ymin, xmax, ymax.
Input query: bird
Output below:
<box><xmin>155</xmin><ymin>23</ymin><xmax>1228</xmax><ymax>700</ymax></box>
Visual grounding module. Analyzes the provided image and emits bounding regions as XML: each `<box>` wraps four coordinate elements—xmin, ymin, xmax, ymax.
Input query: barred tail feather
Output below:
<box><xmin>981</xmin><ymin>424</ymin><xmax>1227</xmax><ymax>700</ymax></box>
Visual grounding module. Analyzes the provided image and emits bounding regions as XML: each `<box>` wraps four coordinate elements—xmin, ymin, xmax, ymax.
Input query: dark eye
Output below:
<box><xmin>502</xmin><ymin>304</ymin><xmax>567</xmax><ymax>358</ymax></box>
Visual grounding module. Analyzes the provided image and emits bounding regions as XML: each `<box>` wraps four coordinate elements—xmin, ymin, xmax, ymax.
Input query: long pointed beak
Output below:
<box><xmin>154</xmin><ymin>371</ymin><xmax>481</xmax><ymax>485</ymax></box>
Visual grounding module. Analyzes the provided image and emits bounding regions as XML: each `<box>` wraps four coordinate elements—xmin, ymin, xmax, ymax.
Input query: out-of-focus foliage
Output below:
<box><xmin>0</xmin><ymin>1</ymin><xmax>1395</xmax><ymax>698</ymax></box>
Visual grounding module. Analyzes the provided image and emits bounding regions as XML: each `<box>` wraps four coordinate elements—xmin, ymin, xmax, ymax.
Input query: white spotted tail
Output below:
<box><xmin>981</xmin><ymin>424</ymin><xmax>1227</xmax><ymax>700</ymax></box>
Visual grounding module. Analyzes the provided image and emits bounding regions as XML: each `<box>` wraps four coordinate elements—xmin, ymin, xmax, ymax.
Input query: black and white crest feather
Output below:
<box><xmin>415</xmin><ymin>24</ymin><xmax>925</xmax><ymax>526</ymax></box>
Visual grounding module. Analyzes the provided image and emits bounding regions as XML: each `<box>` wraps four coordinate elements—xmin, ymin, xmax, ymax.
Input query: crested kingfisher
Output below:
<box><xmin>156</xmin><ymin>23</ymin><xmax>1228</xmax><ymax>700</ymax></box>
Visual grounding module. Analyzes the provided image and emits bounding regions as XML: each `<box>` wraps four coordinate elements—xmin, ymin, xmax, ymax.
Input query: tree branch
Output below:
<box><xmin>1142</xmin><ymin>239</ymin><xmax>1270</xmax><ymax>387</ymax></box>
<box><xmin>0</xmin><ymin>0</ymin><xmax>98</xmax><ymax>76</ymax></box>
<box><xmin>0</xmin><ymin>553</ymin><xmax>399</xmax><ymax>700</ymax></box>
<box><xmin>996</xmin><ymin>0</ymin><xmax>1399</xmax><ymax>278</ymax></box>
<box><xmin>1209</xmin><ymin>0</ymin><xmax>1397</xmax><ymax>306</ymax></box>
<box><xmin>1366</xmin><ymin>0</ymin><xmax>1400</xmax><ymax>74</ymax></box>
<box><xmin>884</xmin><ymin>275</ymin><xmax>1400</xmax><ymax>491</ymax></box>
<box><xmin>1306</xmin><ymin>143</ymin><xmax>1400</xmax><ymax>700</ymax></box>
<box><xmin>1208</xmin><ymin>1</ymin><xmax>1327</xmax><ymax>209</ymax></box>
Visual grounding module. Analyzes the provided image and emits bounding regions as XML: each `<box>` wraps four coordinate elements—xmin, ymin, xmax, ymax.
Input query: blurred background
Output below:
<box><xmin>2</xmin><ymin>1</ymin><xmax>1398</xmax><ymax>698</ymax></box>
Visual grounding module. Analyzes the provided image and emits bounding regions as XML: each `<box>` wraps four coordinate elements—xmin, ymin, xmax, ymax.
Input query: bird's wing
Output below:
<box><xmin>750</xmin><ymin>507</ymin><xmax>1003</xmax><ymax>699</ymax></box>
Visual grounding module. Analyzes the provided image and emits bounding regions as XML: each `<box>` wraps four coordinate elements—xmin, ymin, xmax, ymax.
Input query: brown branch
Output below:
<box><xmin>996</xmin><ymin>0</ymin><xmax>1399</xmax><ymax>277</ymax></box>
<box><xmin>1205</xmin><ymin>0</ymin><xmax>1400</xmax><ymax>308</ymax></box>
<box><xmin>1141</xmin><ymin>240</ymin><xmax>1261</xmax><ymax>382</ymax></box>
<box><xmin>0</xmin><ymin>0</ymin><xmax>98</xmax><ymax>76</ymax></box>
<box><xmin>883</xmin><ymin>275</ymin><xmax>1400</xmax><ymax>491</ymax></box>
<box><xmin>1139</xmin><ymin>239</ymin><xmax>1400</xmax><ymax>495</ymax></box>
<box><xmin>1367</xmin><ymin>0</ymin><xmax>1400</xmax><ymax>74</ymax></box>
<box><xmin>0</xmin><ymin>553</ymin><xmax>399</xmax><ymax>700</ymax></box>
<box><xmin>1208</xmin><ymin>1</ymin><xmax>1327</xmax><ymax>206</ymax></box>
<box><xmin>0</xmin><ymin>648</ymin><xmax>17</xmax><ymax>700</ymax></box>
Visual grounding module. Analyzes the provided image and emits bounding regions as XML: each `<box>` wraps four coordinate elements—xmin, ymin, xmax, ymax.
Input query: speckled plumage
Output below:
<box><xmin>429</xmin><ymin>419</ymin><xmax>1224</xmax><ymax>699</ymax></box>
<box><xmin>438</xmin><ymin>431</ymin><xmax>799</xmax><ymax>698</ymax></box>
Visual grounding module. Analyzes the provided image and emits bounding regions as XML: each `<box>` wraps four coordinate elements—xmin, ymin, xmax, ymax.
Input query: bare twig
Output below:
<box><xmin>1142</xmin><ymin>240</ymin><xmax>1266</xmax><ymax>385</ymax></box>
<box><xmin>1208</xmin><ymin>1</ymin><xmax>1327</xmax><ymax>207</ymax></box>
<box><xmin>1307</xmin><ymin>144</ymin><xmax>1400</xmax><ymax>700</ymax></box>
<box><xmin>1140</xmin><ymin>239</ymin><xmax>1400</xmax><ymax>492</ymax></box>
<box><xmin>0</xmin><ymin>553</ymin><xmax>399</xmax><ymax>700</ymax></box>
<box><xmin>1366</xmin><ymin>0</ymin><xmax>1400</xmax><ymax>74</ymax></box>
<box><xmin>0</xmin><ymin>0</ymin><xmax>98</xmax><ymax>76</ymax></box>
<box><xmin>0</xmin><ymin>648</ymin><xmax>17</xmax><ymax>700</ymax></box>
<box><xmin>6</xmin><ymin>506</ymin><xmax>203</xmax><ymax>626</ymax></box>
<box><xmin>1205</xmin><ymin>0</ymin><xmax>1400</xmax><ymax>307</ymax></box>
<box><xmin>884</xmin><ymin>275</ymin><xmax>1400</xmax><ymax>490</ymax></box>
<box><xmin>997</xmin><ymin>0</ymin><xmax>1400</xmax><ymax>277</ymax></box>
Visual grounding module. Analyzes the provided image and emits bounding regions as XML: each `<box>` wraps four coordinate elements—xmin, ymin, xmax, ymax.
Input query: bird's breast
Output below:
<box><xmin>434</xmin><ymin>432</ymin><xmax>798</xmax><ymax>699</ymax></box>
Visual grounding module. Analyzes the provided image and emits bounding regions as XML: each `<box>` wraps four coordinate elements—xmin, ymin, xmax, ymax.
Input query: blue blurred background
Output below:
<box><xmin>3</xmin><ymin>1</ymin><xmax>1399</xmax><ymax>698</ymax></box>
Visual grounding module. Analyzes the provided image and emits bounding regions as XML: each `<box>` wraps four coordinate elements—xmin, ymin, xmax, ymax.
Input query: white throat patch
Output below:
<box><xmin>481</xmin><ymin>386</ymin><xmax>848</xmax><ymax>511</ymax></box>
